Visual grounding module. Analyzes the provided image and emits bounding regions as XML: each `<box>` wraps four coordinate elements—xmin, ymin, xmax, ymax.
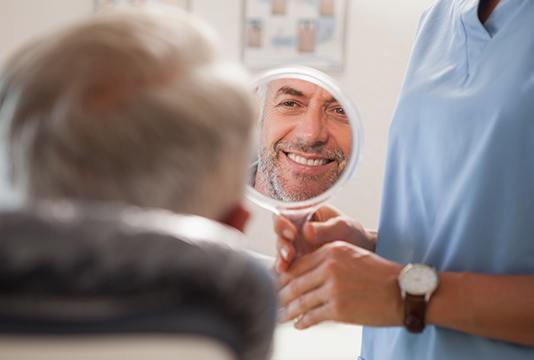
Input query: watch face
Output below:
<box><xmin>398</xmin><ymin>264</ymin><xmax>439</xmax><ymax>295</ymax></box>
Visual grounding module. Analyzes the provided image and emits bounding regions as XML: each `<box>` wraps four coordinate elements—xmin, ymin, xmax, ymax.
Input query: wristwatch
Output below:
<box><xmin>397</xmin><ymin>263</ymin><xmax>439</xmax><ymax>333</ymax></box>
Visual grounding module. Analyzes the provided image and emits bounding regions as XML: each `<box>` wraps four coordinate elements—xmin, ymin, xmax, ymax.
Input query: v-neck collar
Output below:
<box><xmin>459</xmin><ymin>0</ymin><xmax>514</xmax><ymax>39</ymax></box>
<box><xmin>460</xmin><ymin>0</ymin><xmax>491</xmax><ymax>41</ymax></box>
<box><xmin>458</xmin><ymin>0</ymin><xmax>514</xmax><ymax>77</ymax></box>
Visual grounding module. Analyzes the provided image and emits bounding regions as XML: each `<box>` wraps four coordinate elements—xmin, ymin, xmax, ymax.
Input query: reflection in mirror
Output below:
<box><xmin>251</xmin><ymin>78</ymin><xmax>353</xmax><ymax>202</ymax></box>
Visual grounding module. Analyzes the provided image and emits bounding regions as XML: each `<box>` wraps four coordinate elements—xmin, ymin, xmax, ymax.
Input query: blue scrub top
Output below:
<box><xmin>362</xmin><ymin>0</ymin><xmax>534</xmax><ymax>359</ymax></box>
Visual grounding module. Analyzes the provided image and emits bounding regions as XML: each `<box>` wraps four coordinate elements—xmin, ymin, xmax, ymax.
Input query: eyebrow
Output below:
<box><xmin>275</xmin><ymin>86</ymin><xmax>305</xmax><ymax>98</ymax></box>
<box><xmin>274</xmin><ymin>86</ymin><xmax>338</xmax><ymax>103</ymax></box>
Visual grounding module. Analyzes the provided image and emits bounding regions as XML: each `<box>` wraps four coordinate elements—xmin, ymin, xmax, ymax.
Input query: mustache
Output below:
<box><xmin>273</xmin><ymin>139</ymin><xmax>346</xmax><ymax>163</ymax></box>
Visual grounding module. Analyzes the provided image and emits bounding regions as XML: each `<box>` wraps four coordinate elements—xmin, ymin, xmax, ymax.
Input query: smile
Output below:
<box><xmin>286</xmin><ymin>152</ymin><xmax>331</xmax><ymax>167</ymax></box>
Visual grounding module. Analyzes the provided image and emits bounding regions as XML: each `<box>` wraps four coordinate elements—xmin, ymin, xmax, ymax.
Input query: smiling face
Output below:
<box><xmin>254</xmin><ymin>78</ymin><xmax>352</xmax><ymax>201</ymax></box>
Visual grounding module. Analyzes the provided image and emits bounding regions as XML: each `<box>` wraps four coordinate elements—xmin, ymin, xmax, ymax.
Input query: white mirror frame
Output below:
<box><xmin>246</xmin><ymin>66</ymin><xmax>364</xmax><ymax>214</ymax></box>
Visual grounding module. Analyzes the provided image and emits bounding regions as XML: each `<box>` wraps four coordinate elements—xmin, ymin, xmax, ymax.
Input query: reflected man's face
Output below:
<box><xmin>255</xmin><ymin>79</ymin><xmax>352</xmax><ymax>201</ymax></box>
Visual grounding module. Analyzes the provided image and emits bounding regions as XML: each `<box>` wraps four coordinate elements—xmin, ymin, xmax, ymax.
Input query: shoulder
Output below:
<box><xmin>416</xmin><ymin>0</ymin><xmax>459</xmax><ymax>37</ymax></box>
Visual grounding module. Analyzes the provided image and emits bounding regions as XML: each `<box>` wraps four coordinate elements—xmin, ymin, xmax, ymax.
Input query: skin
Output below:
<box><xmin>273</xmin><ymin>0</ymin><xmax>534</xmax><ymax>348</ymax></box>
<box><xmin>479</xmin><ymin>0</ymin><xmax>501</xmax><ymax>23</ymax></box>
<box><xmin>254</xmin><ymin>79</ymin><xmax>352</xmax><ymax>201</ymax></box>
<box><xmin>221</xmin><ymin>203</ymin><xmax>250</xmax><ymax>233</ymax></box>
<box><xmin>274</xmin><ymin>206</ymin><xmax>534</xmax><ymax>346</ymax></box>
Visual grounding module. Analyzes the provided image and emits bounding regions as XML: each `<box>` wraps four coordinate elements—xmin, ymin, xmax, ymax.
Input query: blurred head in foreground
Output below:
<box><xmin>0</xmin><ymin>7</ymin><xmax>255</xmax><ymax>230</ymax></box>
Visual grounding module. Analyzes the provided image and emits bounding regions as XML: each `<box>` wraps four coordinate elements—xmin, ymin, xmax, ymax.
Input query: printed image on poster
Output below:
<box><xmin>271</xmin><ymin>0</ymin><xmax>287</xmax><ymax>15</ymax></box>
<box><xmin>320</xmin><ymin>0</ymin><xmax>335</xmax><ymax>17</ymax></box>
<box><xmin>297</xmin><ymin>19</ymin><xmax>316</xmax><ymax>53</ymax></box>
<box><xmin>246</xmin><ymin>19</ymin><xmax>264</xmax><ymax>48</ymax></box>
<box><xmin>242</xmin><ymin>0</ymin><xmax>347</xmax><ymax>70</ymax></box>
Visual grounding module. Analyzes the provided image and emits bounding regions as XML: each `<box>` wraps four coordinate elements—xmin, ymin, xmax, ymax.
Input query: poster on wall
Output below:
<box><xmin>243</xmin><ymin>0</ymin><xmax>348</xmax><ymax>71</ymax></box>
<box><xmin>95</xmin><ymin>0</ymin><xmax>190</xmax><ymax>11</ymax></box>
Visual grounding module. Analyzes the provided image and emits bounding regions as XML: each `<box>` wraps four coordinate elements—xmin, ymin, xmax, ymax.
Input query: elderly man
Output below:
<box><xmin>253</xmin><ymin>78</ymin><xmax>352</xmax><ymax>201</ymax></box>
<box><xmin>0</xmin><ymin>8</ymin><xmax>275</xmax><ymax>360</ymax></box>
<box><xmin>0</xmin><ymin>8</ymin><xmax>254</xmax><ymax>231</ymax></box>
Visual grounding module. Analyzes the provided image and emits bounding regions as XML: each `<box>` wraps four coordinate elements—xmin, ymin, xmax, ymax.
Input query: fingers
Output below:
<box><xmin>279</xmin><ymin>262</ymin><xmax>327</xmax><ymax>307</ymax></box>
<box><xmin>274</xmin><ymin>258</ymin><xmax>286</xmax><ymax>275</ymax></box>
<box><xmin>274</xmin><ymin>206</ymin><xmax>343</xmax><ymax>258</ymax></box>
<box><xmin>278</xmin><ymin>248</ymin><xmax>327</xmax><ymax>288</ymax></box>
<box><xmin>294</xmin><ymin>303</ymin><xmax>332</xmax><ymax>329</ymax></box>
<box><xmin>274</xmin><ymin>214</ymin><xmax>297</xmax><ymax>239</ymax></box>
<box><xmin>311</xmin><ymin>205</ymin><xmax>342</xmax><ymax>222</ymax></box>
<box><xmin>274</xmin><ymin>215</ymin><xmax>297</xmax><ymax>273</ymax></box>
<box><xmin>303</xmin><ymin>216</ymin><xmax>350</xmax><ymax>247</ymax></box>
<box><xmin>279</xmin><ymin>283</ymin><xmax>328</xmax><ymax>323</ymax></box>
<box><xmin>275</xmin><ymin>235</ymin><xmax>294</xmax><ymax>273</ymax></box>
<box><xmin>273</xmin><ymin>207</ymin><xmax>350</xmax><ymax>274</ymax></box>
<box><xmin>301</xmin><ymin>206</ymin><xmax>357</xmax><ymax>249</ymax></box>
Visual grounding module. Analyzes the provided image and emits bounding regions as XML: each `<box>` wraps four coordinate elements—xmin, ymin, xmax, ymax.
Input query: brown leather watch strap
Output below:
<box><xmin>404</xmin><ymin>294</ymin><xmax>427</xmax><ymax>333</ymax></box>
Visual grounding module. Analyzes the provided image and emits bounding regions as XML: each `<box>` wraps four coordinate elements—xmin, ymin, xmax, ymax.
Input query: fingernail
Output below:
<box><xmin>283</xmin><ymin>229</ymin><xmax>295</xmax><ymax>240</ymax></box>
<box><xmin>280</xmin><ymin>246</ymin><xmax>289</xmax><ymax>260</ymax></box>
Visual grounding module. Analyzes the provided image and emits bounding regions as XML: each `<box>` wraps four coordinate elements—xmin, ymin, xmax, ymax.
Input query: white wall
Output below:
<box><xmin>0</xmin><ymin>1</ymin><xmax>93</xmax><ymax>65</ymax></box>
<box><xmin>0</xmin><ymin>0</ymin><xmax>432</xmax><ymax>255</ymax></box>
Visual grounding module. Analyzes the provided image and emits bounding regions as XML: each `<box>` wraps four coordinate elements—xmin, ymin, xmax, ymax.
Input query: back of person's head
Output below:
<box><xmin>0</xmin><ymin>7</ymin><xmax>255</xmax><ymax>222</ymax></box>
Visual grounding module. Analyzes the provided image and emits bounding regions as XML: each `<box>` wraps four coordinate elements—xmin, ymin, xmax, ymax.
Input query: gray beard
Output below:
<box><xmin>257</xmin><ymin>141</ymin><xmax>345</xmax><ymax>201</ymax></box>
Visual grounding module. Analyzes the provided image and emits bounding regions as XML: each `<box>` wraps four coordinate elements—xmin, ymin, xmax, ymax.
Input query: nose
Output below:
<box><xmin>294</xmin><ymin>106</ymin><xmax>329</xmax><ymax>145</ymax></box>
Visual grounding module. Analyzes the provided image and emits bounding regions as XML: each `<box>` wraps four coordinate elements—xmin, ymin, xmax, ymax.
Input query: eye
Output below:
<box><xmin>273</xmin><ymin>99</ymin><xmax>305</xmax><ymax>114</ymax></box>
<box><xmin>280</xmin><ymin>100</ymin><xmax>300</xmax><ymax>108</ymax></box>
<box><xmin>333</xmin><ymin>106</ymin><xmax>345</xmax><ymax>115</ymax></box>
<box><xmin>326</xmin><ymin>103</ymin><xmax>348</xmax><ymax>121</ymax></box>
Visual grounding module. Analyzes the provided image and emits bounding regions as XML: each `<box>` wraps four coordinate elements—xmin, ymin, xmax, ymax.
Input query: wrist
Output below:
<box><xmin>385</xmin><ymin>262</ymin><xmax>404</xmax><ymax>326</ymax></box>
<box><xmin>425</xmin><ymin>271</ymin><xmax>463</xmax><ymax>327</ymax></box>
<box><xmin>397</xmin><ymin>264</ymin><xmax>440</xmax><ymax>332</ymax></box>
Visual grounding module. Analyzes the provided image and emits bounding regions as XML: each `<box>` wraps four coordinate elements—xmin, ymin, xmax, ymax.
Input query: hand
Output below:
<box><xmin>274</xmin><ymin>205</ymin><xmax>376</xmax><ymax>273</ymax></box>
<box><xmin>278</xmin><ymin>241</ymin><xmax>402</xmax><ymax>329</ymax></box>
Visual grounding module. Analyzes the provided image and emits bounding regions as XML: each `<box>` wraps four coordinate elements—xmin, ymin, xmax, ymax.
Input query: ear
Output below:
<box><xmin>221</xmin><ymin>203</ymin><xmax>250</xmax><ymax>233</ymax></box>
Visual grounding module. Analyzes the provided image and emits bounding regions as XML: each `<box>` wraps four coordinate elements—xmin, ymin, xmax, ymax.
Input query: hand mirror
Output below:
<box><xmin>247</xmin><ymin>66</ymin><xmax>363</xmax><ymax>257</ymax></box>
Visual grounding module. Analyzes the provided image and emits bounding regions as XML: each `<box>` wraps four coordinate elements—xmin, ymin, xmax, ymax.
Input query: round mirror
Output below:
<box><xmin>247</xmin><ymin>66</ymin><xmax>363</xmax><ymax>214</ymax></box>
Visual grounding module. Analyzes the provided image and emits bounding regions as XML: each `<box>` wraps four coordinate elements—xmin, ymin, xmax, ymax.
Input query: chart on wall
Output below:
<box><xmin>243</xmin><ymin>0</ymin><xmax>347</xmax><ymax>71</ymax></box>
<box><xmin>95</xmin><ymin>0</ymin><xmax>190</xmax><ymax>11</ymax></box>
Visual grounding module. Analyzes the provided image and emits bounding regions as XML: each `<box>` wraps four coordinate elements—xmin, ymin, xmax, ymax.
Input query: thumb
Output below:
<box><xmin>310</xmin><ymin>205</ymin><xmax>342</xmax><ymax>222</ymax></box>
<box><xmin>303</xmin><ymin>216</ymin><xmax>351</xmax><ymax>247</ymax></box>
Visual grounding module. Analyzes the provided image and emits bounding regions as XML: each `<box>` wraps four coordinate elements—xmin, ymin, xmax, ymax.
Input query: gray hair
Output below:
<box><xmin>0</xmin><ymin>8</ymin><xmax>255</xmax><ymax>220</ymax></box>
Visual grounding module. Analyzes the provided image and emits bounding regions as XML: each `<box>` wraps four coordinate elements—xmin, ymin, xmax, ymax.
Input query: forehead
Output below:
<box><xmin>266</xmin><ymin>78</ymin><xmax>335</xmax><ymax>100</ymax></box>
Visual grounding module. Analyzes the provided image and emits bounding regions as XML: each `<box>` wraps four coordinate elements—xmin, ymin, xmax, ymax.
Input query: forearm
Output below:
<box><xmin>426</xmin><ymin>272</ymin><xmax>534</xmax><ymax>347</ymax></box>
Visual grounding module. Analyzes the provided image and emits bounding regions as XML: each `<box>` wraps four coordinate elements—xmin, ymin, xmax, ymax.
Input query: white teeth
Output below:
<box><xmin>287</xmin><ymin>153</ymin><xmax>328</xmax><ymax>166</ymax></box>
